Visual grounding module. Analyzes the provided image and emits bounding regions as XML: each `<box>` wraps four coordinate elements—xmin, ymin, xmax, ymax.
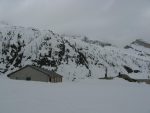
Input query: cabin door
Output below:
<box><xmin>49</xmin><ymin>77</ymin><xmax>51</xmax><ymax>82</ymax></box>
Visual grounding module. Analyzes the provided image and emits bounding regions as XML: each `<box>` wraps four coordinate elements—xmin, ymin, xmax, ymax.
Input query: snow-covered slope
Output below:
<box><xmin>125</xmin><ymin>39</ymin><xmax>150</xmax><ymax>56</ymax></box>
<box><xmin>0</xmin><ymin>23</ymin><xmax>150</xmax><ymax>80</ymax></box>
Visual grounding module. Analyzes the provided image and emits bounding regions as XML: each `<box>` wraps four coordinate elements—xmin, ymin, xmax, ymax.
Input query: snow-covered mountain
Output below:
<box><xmin>0</xmin><ymin>23</ymin><xmax>150</xmax><ymax>80</ymax></box>
<box><xmin>125</xmin><ymin>39</ymin><xmax>150</xmax><ymax>56</ymax></box>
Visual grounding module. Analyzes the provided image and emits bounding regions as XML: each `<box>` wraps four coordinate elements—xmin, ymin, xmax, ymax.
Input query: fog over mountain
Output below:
<box><xmin>0</xmin><ymin>0</ymin><xmax>150</xmax><ymax>46</ymax></box>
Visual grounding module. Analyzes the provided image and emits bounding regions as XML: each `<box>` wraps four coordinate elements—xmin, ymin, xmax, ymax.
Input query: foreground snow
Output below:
<box><xmin>0</xmin><ymin>78</ymin><xmax>150</xmax><ymax>113</ymax></box>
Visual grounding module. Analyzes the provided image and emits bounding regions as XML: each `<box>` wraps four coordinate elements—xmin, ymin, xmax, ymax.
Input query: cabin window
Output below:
<box><xmin>26</xmin><ymin>77</ymin><xmax>31</xmax><ymax>81</ymax></box>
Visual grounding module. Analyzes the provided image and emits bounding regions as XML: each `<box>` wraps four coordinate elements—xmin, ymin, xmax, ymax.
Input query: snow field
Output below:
<box><xmin>0</xmin><ymin>78</ymin><xmax>150</xmax><ymax>113</ymax></box>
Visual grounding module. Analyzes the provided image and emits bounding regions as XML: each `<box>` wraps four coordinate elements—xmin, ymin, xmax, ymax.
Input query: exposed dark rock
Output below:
<box><xmin>123</xmin><ymin>65</ymin><xmax>133</xmax><ymax>73</ymax></box>
<box><xmin>134</xmin><ymin>70</ymin><xmax>140</xmax><ymax>73</ymax></box>
<box><xmin>117</xmin><ymin>73</ymin><xmax>137</xmax><ymax>82</ymax></box>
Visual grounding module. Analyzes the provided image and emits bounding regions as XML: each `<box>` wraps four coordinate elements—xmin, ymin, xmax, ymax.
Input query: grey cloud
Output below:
<box><xmin>0</xmin><ymin>0</ymin><xmax>150</xmax><ymax>46</ymax></box>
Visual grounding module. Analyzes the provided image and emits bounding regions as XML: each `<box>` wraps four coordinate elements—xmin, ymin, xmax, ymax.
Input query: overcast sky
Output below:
<box><xmin>0</xmin><ymin>0</ymin><xmax>150</xmax><ymax>46</ymax></box>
